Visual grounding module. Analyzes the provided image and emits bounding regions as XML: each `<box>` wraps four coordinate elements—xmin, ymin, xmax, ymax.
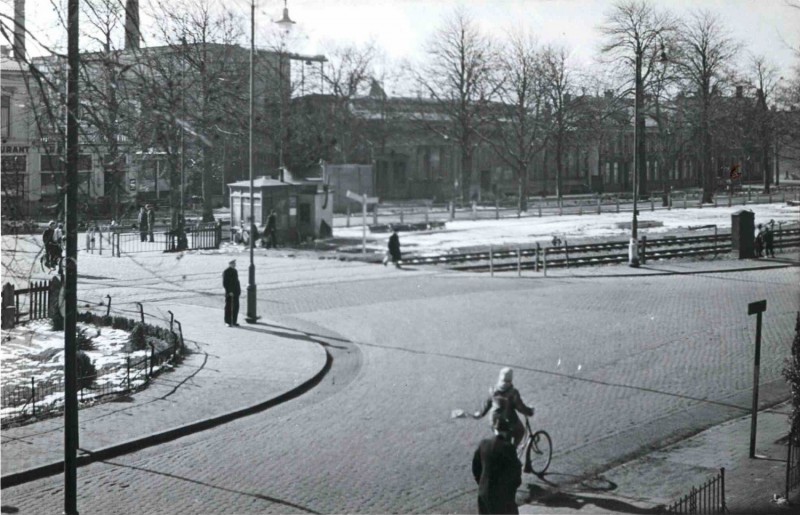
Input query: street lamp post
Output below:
<box><xmin>246</xmin><ymin>0</ymin><xmax>295</xmax><ymax>323</ymax></box>
<box><xmin>629</xmin><ymin>50</ymin><xmax>642</xmax><ymax>267</ymax></box>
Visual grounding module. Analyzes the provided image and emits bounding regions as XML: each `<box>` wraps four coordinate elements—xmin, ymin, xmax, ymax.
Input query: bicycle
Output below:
<box><xmin>518</xmin><ymin>415</ymin><xmax>552</xmax><ymax>476</ymax></box>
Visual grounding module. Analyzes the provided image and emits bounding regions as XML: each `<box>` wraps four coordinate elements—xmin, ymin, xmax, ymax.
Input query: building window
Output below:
<box><xmin>1</xmin><ymin>95</ymin><xmax>10</xmax><ymax>139</ymax></box>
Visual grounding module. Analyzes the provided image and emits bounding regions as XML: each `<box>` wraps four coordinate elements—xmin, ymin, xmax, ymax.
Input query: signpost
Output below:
<box><xmin>748</xmin><ymin>299</ymin><xmax>767</xmax><ymax>459</ymax></box>
<box><xmin>346</xmin><ymin>190</ymin><xmax>379</xmax><ymax>254</ymax></box>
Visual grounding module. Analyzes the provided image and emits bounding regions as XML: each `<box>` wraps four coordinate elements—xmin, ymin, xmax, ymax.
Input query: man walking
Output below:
<box><xmin>138</xmin><ymin>206</ymin><xmax>148</xmax><ymax>242</ymax></box>
<box><xmin>386</xmin><ymin>227</ymin><xmax>401</xmax><ymax>268</ymax></box>
<box><xmin>146</xmin><ymin>204</ymin><xmax>155</xmax><ymax>242</ymax></box>
<box><xmin>223</xmin><ymin>259</ymin><xmax>241</xmax><ymax>327</ymax></box>
<box><xmin>764</xmin><ymin>220</ymin><xmax>776</xmax><ymax>258</ymax></box>
<box><xmin>472</xmin><ymin>417</ymin><xmax>522</xmax><ymax>514</ymax></box>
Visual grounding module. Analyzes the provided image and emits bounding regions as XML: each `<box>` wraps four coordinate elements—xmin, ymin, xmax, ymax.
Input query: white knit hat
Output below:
<box><xmin>498</xmin><ymin>367</ymin><xmax>513</xmax><ymax>384</ymax></box>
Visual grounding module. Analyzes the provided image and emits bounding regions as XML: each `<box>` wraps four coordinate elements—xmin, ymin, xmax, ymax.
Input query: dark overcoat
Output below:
<box><xmin>223</xmin><ymin>267</ymin><xmax>241</xmax><ymax>296</ymax></box>
<box><xmin>472</xmin><ymin>435</ymin><xmax>521</xmax><ymax>514</ymax></box>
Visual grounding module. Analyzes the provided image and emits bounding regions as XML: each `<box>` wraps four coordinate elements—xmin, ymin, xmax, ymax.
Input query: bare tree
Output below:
<box><xmin>409</xmin><ymin>6</ymin><xmax>497</xmax><ymax>203</ymax></box>
<box><xmin>674</xmin><ymin>9</ymin><xmax>740</xmax><ymax>202</ymax></box>
<box><xmin>749</xmin><ymin>54</ymin><xmax>781</xmax><ymax>193</ymax></box>
<box><xmin>599</xmin><ymin>0</ymin><xmax>675</xmax><ymax>197</ymax></box>
<box><xmin>481</xmin><ymin>28</ymin><xmax>545</xmax><ymax>213</ymax></box>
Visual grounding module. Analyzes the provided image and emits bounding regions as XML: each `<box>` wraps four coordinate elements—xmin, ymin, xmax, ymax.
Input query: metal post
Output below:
<box><xmin>31</xmin><ymin>377</ymin><xmax>36</xmax><ymax>416</ymax></box>
<box><xmin>538</xmin><ymin>198</ymin><xmax>542</xmax><ymax>217</ymax></box>
<box><xmin>748</xmin><ymin>300</ymin><xmax>767</xmax><ymax>459</ymax></box>
<box><xmin>650</xmin><ymin>197</ymin><xmax>654</xmax><ymax>211</ymax></box>
<box><xmin>346</xmin><ymin>203</ymin><xmax>351</xmax><ymax>227</ymax></box>
<box><xmin>489</xmin><ymin>245</ymin><xmax>494</xmax><ymax>277</ymax></box>
<box><xmin>564</xmin><ymin>239</ymin><xmax>569</xmax><ymax>269</ymax></box>
<box><xmin>168</xmin><ymin>310</ymin><xmax>174</xmax><ymax>332</ymax></box>
<box><xmin>517</xmin><ymin>247</ymin><xmax>521</xmax><ymax>277</ymax></box>
<box><xmin>721</xmin><ymin>467</ymin><xmax>726</xmax><ymax>513</ymax></box>
<box><xmin>105</xmin><ymin>295</ymin><xmax>111</xmax><ymax>317</ymax></box>
<box><xmin>616</xmin><ymin>197</ymin><xmax>620</xmax><ymax>213</ymax></box>
<box><xmin>543</xmin><ymin>248</ymin><xmax>548</xmax><ymax>277</ymax></box>
<box><xmin>245</xmin><ymin>0</ymin><xmax>259</xmax><ymax>325</ymax></box>
<box><xmin>640</xmin><ymin>235</ymin><xmax>647</xmax><ymax>265</ymax></box>
<box><xmin>535</xmin><ymin>243</ymin><xmax>540</xmax><ymax>272</ymax></box>
<box><xmin>64</xmin><ymin>0</ymin><xmax>80</xmax><ymax>510</ymax></box>
<box><xmin>135</xmin><ymin>302</ymin><xmax>144</xmax><ymax>325</ymax></box>
<box><xmin>126</xmin><ymin>356</ymin><xmax>130</xmax><ymax>391</ymax></box>
<box><xmin>362</xmin><ymin>197</ymin><xmax>367</xmax><ymax>254</ymax></box>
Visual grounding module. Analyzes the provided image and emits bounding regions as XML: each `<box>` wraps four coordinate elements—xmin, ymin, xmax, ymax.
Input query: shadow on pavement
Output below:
<box><xmin>526</xmin><ymin>484</ymin><xmax>662</xmax><ymax>514</ymax></box>
<box><xmin>237</xmin><ymin>323</ymin><xmax>348</xmax><ymax>350</ymax></box>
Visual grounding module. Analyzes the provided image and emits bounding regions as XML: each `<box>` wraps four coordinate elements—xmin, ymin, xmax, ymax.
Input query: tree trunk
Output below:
<box><xmin>202</xmin><ymin>150</ymin><xmax>214</xmax><ymax>222</ymax></box>
<box><xmin>555</xmin><ymin>134</ymin><xmax>563</xmax><ymax>202</ymax></box>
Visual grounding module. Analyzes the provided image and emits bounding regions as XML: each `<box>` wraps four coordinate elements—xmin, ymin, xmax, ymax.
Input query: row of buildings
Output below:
<box><xmin>2</xmin><ymin>3</ymin><xmax>797</xmax><ymax>224</ymax></box>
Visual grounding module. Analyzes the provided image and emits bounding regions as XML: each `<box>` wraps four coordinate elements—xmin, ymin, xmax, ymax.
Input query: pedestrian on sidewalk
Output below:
<box><xmin>384</xmin><ymin>227</ymin><xmax>402</xmax><ymax>268</ymax></box>
<box><xmin>472</xmin><ymin>417</ymin><xmax>522</xmax><ymax>515</ymax></box>
<box><xmin>223</xmin><ymin>259</ymin><xmax>241</xmax><ymax>327</ymax></box>
<box><xmin>137</xmin><ymin>206</ymin><xmax>148</xmax><ymax>242</ymax></box>
<box><xmin>754</xmin><ymin>224</ymin><xmax>765</xmax><ymax>258</ymax></box>
<box><xmin>266</xmin><ymin>209</ymin><xmax>278</xmax><ymax>248</ymax></box>
<box><xmin>764</xmin><ymin>220</ymin><xmax>775</xmax><ymax>258</ymax></box>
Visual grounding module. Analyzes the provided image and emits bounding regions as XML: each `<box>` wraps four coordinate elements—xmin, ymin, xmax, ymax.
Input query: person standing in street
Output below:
<box><xmin>472</xmin><ymin>417</ymin><xmax>522</xmax><ymax>514</ymax></box>
<box><xmin>764</xmin><ymin>220</ymin><xmax>775</xmax><ymax>258</ymax></box>
<box><xmin>266</xmin><ymin>209</ymin><xmax>278</xmax><ymax>248</ymax></box>
<box><xmin>146</xmin><ymin>204</ymin><xmax>155</xmax><ymax>242</ymax></box>
<box><xmin>223</xmin><ymin>259</ymin><xmax>241</xmax><ymax>327</ymax></box>
<box><xmin>138</xmin><ymin>206</ymin><xmax>148</xmax><ymax>242</ymax></box>
<box><xmin>386</xmin><ymin>227</ymin><xmax>402</xmax><ymax>268</ymax></box>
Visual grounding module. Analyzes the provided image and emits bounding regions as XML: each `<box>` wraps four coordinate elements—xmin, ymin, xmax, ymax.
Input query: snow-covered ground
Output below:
<box><xmin>334</xmin><ymin>203</ymin><xmax>800</xmax><ymax>256</ymax></box>
<box><xmin>0</xmin><ymin>320</ymin><xmax>159</xmax><ymax>423</ymax></box>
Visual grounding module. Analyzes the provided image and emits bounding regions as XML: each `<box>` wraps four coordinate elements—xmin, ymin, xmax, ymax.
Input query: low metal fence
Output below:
<box><xmin>108</xmin><ymin>225</ymin><xmax>221</xmax><ymax>255</ymax></box>
<box><xmin>407</xmin><ymin>226</ymin><xmax>800</xmax><ymax>273</ymax></box>
<box><xmin>664</xmin><ymin>467</ymin><xmax>726</xmax><ymax>514</ymax></box>
<box><xmin>0</xmin><ymin>300</ymin><xmax>185</xmax><ymax>427</ymax></box>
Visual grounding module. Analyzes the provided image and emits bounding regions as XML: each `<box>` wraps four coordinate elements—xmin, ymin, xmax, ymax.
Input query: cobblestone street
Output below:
<box><xmin>1</xmin><ymin>244</ymin><xmax>798</xmax><ymax>513</ymax></box>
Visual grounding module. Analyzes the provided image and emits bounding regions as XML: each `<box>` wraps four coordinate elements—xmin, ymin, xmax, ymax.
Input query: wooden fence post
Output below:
<box><xmin>2</xmin><ymin>282</ymin><xmax>15</xmax><ymax>329</ymax></box>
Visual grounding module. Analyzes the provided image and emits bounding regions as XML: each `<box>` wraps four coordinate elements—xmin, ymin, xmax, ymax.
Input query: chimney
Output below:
<box><xmin>736</xmin><ymin>86</ymin><xmax>743</xmax><ymax>98</ymax></box>
<box><xmin>125</xmin><ymin>0</ymin><xmax>140</xmax><ymax>51</ymax></box>
<box><xmin>13</xmin><ymin>0</ymin><xmax>24</xmax><ymax>61</ymax></box>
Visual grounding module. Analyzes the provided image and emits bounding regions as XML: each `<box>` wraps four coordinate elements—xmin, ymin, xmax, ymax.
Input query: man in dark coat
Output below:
<box><xmin>137</xmin><ymin>207</ymin><xmax>148</xmax><ymax>242</ymax></box>
<box><xmin>472</xmin><ymin>417</ymin><xmax>522</xmax><ymax>515</ymax></box>
<box><xmin>764</xmin><ymin>220</ymin><xmax>775</xmax><ymax>258</ymax></box>
<box><xmin>223</xmin><ymin>259</ymin><xmax>241</xmax><ymax>327</ymax></box>
<box><xmin>387</xmin><ymin>228</ymin><xmax>401</xmax><ymax>268</ymax></box>
<box><xmin>266</xmin><ymin>209</ymin><xmax>278</xmax><ymax>248</ymax></box>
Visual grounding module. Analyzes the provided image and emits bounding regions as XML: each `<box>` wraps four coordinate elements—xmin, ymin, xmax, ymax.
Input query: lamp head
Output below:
<box><xmin>275</xmin><ymin>0</ymin><xmax>296</xmax><ymax>30</ymax></box>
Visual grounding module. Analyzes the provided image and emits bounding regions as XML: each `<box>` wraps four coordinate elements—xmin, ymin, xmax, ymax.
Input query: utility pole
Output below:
<box><xmin>64</xmin><ymin>0</ymin><xmax>80</xmax><ymax>512</ymax></box>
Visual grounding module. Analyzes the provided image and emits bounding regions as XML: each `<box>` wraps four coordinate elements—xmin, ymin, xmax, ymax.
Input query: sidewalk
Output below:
<box><xmin>520</xmin><ymin>403</ymin><xmax>800</xmax><ymax>514</ymax></box>
<box><xmin>0</xmin><ymin>303</ymin><xmax>329</xmax><ymax>486</ymax></box>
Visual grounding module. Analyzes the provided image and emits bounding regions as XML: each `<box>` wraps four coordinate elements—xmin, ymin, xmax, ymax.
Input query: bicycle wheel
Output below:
<box><xmin>529</xmin><ymin>430</ymin><xmax>552</xmax><ymax>475</ymax></box>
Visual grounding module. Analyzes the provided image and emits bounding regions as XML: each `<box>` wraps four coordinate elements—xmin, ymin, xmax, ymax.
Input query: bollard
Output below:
<box><xmin>106</xmin><ymin>295</ymin><xmax>112</xmax><ymax>317</ymax></box>
<box><xmin>535</xmin><ymin>243</ymin><xmax>540</xmax><ymax>272</ymax></box>
<box><xmin>135</xmin><ymin>302</ymin><xmax>144</xmax><ymax>324</ymax></box>
<box><xmin>31</xmin><ymin>377</ymin><xmax>36</xmax><ymax>416</ymax></box>
<box><xmin>517</xmin><ymin>247</ymin><xmax>521</xmax><ymax>277</ymax></box>
<box><xmin>489</xmin><ymin>245</ymin><xmax>494</xmax><ymax>277</ymax></box>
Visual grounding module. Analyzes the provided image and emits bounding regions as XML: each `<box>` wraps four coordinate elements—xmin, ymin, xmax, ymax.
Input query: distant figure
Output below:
<box><xmin>755</xmin><ymin>223</ymin><xmax>765</xmax><ymax>258</ymax></box>
<box><xmin>42</xmin><ymin>221</ymin><xmax>59</xmax><ymax>268</ymax></box>
<box><xmin>146</xmin><ymin>204</ymin><xmax>155</xmax><ymax>242</ymax></box>
<box><xmin>176</xmin><ymin>214</ymin><xmax>188</xmax><ymax>251</ymax></box>
<box><xmin>472</xmin><ymin>417</ymin><xmax>522</xmax><ymax>515</ymax></box>
<box><xmin>222</xmin><ymin>259</ymin><xmax>241</xmax><ymax>327</ymax></box>
<box><xmin>266</xmin><ymin>209</ymin><xmax>278</xmax><ymax>248</ymax></box>
<box><xmin>764</xmin><ymin>220</ymin><xmax>775</xmax><ymax>258</ymax></box>
<box><xmin>385</xmin><ymin>228</ymin><xmax>401</xmax><ymax>268</ymax></box>
<box><xmin>137</xmin><ymin>207</ymin><xmax>148</xmax><ymax>242</ymax></box>
<box><xmin>54</xmin><ymin>222</ymin><xmax>64</xmax><ymax>246</ymax></box>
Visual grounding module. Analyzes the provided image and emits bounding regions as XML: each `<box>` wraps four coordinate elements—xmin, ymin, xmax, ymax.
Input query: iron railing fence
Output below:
<box><xmin>0</xmin><ymin>301</ymin><xmax>185</xmax><ymax>427</ymax></box>
<box><xmin>334</xmin><ymin>188</ymin><xmax>800</xmax><ymax>228</ymax></box>
<box><xmin>664</xmin><ymin>467</ymin><xmax>726</xmax><ymax>514</ymax></box>
<box><xmin>406</xmin><ymin>227</ymin><xmax>800</xmax><ymax>273</ymax></box>
<box><xmin>7</xmin><ymin>280</ymin><xmax>51</xmax><ymax>324</ymax></box>
<box><xmin>108</xmin><ymin>225</ymin><xmax>221</xmax><ymax>255</ymax></box>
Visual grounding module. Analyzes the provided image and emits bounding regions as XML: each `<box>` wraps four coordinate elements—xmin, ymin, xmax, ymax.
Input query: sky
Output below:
<box><xmin>2</xmin><ymin>0</ymin><xmax>799</xmax><ymax>88</ymax></box>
